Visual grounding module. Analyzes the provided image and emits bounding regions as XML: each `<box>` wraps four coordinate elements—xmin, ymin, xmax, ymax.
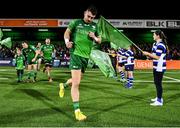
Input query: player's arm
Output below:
<box><xmin>53</xmin><ymin>45</ymin><xmax>56</xmax><ymax>53</ymax></box>
<box><xmin>31</xmin><ymin>46</ymin><xmax>40</xmax><ymax>62</ymax></box>
<box><xmin>23</xmin><ymin>55</ymin><xmax>26</xmax><ymax>68</ymax></box>
<box><xmin>143</xmin><ymin>51</ymin><xmax>160</xmax><ymax>60</ymax></box>
<box><xmin>35</xmin><ymin>49</ymin><xmax>40</xmax><ymax>59</ymax></box>
<box><xmin>40</xmin><ymin>50</ymin><xmax>43</xmax><ymax>57</ymax></box>
<box><xmin>64</xmin><ymin>28</ymin><xmax>73</xmax><ymax>48</ymax></box>
<box><xmin>119</xmin><ymin>50</ymin><xmax>130</xmax><ymax>58</ymax></box>
<box><xmin>15</xmin><ymin>56</ymin><xmax>17</xmax><ymax>67</ymax></box>
<box><xmin>39</xmin><ymin>45</ymin><xmax>44</xmax><ymax>57</ymax></box>
<box><xmin>32</xmin><ymin>50</ymin><xmax>40</xmax><ymax>62</ymax></box>
<box><xmin>119</xmin><ymin>54</ymin><xmax>127</xmax><ymax>58</ymax></box>
<box><xmin>88</xmin><ymin>32</ymin><xmax>101</xmax><ymax>44</ymax></box>
<box><xmin>89</xmin><ymin>24</ymin><xmax>102</xmax><ymax>44</ymax></box>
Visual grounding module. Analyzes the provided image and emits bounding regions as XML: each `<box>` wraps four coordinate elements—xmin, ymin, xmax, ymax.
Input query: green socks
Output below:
<box><xmin>64</xmin><ymin>83</ymin><xmax>68</xmax><ymax>88</ymax></box>
<box><xmin>73</xmin><ymin>101</ymin><xmax>80</xmax><ymax>110</ymax></box>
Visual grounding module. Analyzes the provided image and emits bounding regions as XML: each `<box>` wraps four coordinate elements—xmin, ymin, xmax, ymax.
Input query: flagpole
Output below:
<box><xmin>131</xmin><ymin>42</ymin><xmax>143</xmax><ymax>52</ymax></box>
<box><xmin>101</xmin><ymin>16</ymin><xmax>143</xmax><ymax>53</ymax></box>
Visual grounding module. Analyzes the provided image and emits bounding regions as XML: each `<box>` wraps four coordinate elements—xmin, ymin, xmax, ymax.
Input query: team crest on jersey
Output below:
<box><xmin>77</xmin><ymin>24</ymin><xmax>83</xmax><ymax>28</ymax></box>
<box><xmin>92</xmin><ymin>25</ymin><xmax>96</xmax><ymax>29</ymax></box>
<box><xmin>84</xmin><ymin>24</ymin><xmax>90</xmax><ymax>26</ymax></box>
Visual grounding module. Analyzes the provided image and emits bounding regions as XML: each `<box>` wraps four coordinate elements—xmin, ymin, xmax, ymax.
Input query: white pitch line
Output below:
<box><xmin>0</xmin><ymin>69</ymin><xmax>15</xmax><ymax>71</ymax></box>
<box><xmin>164</xmin><ymin>75</ymin><xmax>180</xmax><ymax>82</ymax></box>
<box><xmin>135</xmin><ymin>72</ymin><xmax>180</xmax><ymax>82</ymax></box>
<box><xmin>0</xmin><ymin>78</ymin><xmax>9</xmax><ymax>80</ymax></box>
<box><xmin>135</xmin><ymin>71</ymin><xmax>180</xmax><ymax>74</ymax></box>
<box><xmin>0</xmin><ymin>69</ymin><xmax>9</xmax><ymax>71</ymax></box>
<box><xmin>134</xmin><ymin>80</ymin><xmax>180</xmax><ymax>83</ymax></box>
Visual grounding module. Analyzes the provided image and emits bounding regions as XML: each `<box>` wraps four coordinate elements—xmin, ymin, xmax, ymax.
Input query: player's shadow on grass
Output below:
<box><xmin>19</xmin><ymin>89</ymin><xmax>72</xmax><ymax>119</ymax></box>
<box><xmin>165</xmin><ymin>92</ymin><xmax>180</xmax><ymax>104</ymax></box>
<box><xmin>89</xmin><ymin>102</ymin><xmax>180</xmax><ymax>126</ymax></box>
<box><xmin>53</xmin><ymin>75</ymin><xmax>70</xmax><ymax>82</ymax></box>
<box><xmin>81</xmin><ymin>85</ymin><xmax>151</xmax><ymax>104</ymax></box>
<box><xmin>0</xmin><ymin>108</ymin><xmax>66</xmax><ymax>126</ymax></box>
<box><xmin>86</xmin><ymin>95</ymin><xmax>180</xmax><ymax>126</ymax></box>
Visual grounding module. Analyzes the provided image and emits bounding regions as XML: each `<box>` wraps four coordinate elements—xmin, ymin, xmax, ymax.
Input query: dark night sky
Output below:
<box><xmin>1</xmin><ymin>0</ymin><xmax>179</xmax><ymax>19</ymax></box>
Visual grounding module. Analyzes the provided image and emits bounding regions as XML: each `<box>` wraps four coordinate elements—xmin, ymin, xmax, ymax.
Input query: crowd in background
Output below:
<box><xmin>0</xmin><ymin>41</ymin><xmax>180</xmax><ymax>60</ymax></box>
<box><xmin>131</xmin><ymin>43</ymin><xmax>180</xmax><ymax>60</ymax></box>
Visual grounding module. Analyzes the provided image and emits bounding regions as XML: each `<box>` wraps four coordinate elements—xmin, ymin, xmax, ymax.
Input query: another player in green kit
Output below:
<box><xmin>40</xmin><ymin>38</ymin><xmax>55</xmax><ymax>82</ymax></box>
<box><xmin>22</xmin><ymin>41</ymin><xmax>39</xmax><ymax>82</ymax></box>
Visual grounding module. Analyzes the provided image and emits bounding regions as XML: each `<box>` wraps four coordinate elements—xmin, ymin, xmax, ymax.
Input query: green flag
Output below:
<box><xmin>97</xmin><ymin>16</ymin><xmax>133</xmax><ymax>49</ymax></box>
<box><xmin>0</xmin><ymin>28</ymin><xmax>3</xmax><ymax>40</ymax></box>
<box><xmin>110</xmin><ymin>42</ymin><xmax>118</xmax><ymax>50</ymax></box>
<box><xmin>0</xmin><ymin>37</ymin><xmax>12</xmax><ymax>49</ymax></box>
<box><xmin>90</xmin><ymin>50</ymin><xmax>115</xmax><ymax>78</ymax></box>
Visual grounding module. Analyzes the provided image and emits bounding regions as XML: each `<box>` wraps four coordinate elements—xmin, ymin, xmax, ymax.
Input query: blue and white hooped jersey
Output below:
<box><xmin>117</xmin><ymin>48</ymin><xmax>127</xmax><ymax>64</ymax></box>
<box><xmin>152</xmin><ymin>41</ymin><xmax>166</xmax><ymax>72</ymax></box>
<box><xmin>124</xmin><ymin>49</ymin><xmax>134</xmax><ymax>66</ymax></box>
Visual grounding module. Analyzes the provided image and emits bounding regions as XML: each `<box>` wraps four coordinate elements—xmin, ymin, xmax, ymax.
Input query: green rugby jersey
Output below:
<box><xmin>36</xmin><ymin>46</ymin><xmax>41</xmax><ymax>59</ymax></box>
<box><xmin>68</xmin><ymin>19</ymin><xmax>99</xmax><ymax>58</ymax></box>
<box><xmin>15</xmin><ymin>54</ymin><xmax>25</xmax><ymax>70</ymax></box>
<box><xmin>22</xmin><ymin>45</ymin><xmax>36</xmax><ymax>62</ymax></box>
<box><xmin>40</xmin><ymin>44</ymin><xmax>55</xmax><ymax>60</ymax></box>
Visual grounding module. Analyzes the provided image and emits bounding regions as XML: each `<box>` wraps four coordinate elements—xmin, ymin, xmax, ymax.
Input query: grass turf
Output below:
<box><xmin>0</xmin><ymin>67</ymin><xmax>180</xmax><ymax>127</ymax></box>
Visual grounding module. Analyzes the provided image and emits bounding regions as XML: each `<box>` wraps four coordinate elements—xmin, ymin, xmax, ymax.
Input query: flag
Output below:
<box><xmin>110</xmin><ymin>42</ymin><xmax>118</xmax><ymax>50</ymax></box>
<box><xmin>0</xmin><ymin>37</ymin><xmax>12</xmax><ymax>49</ymax></box>
<box><xmin>0</xmin><ymin>28</ymin><xmax>3</xmax><ymax>40</ymax></box>
<box><xmin>90</xmin><ymin>49</ymin><xmax>115</xmax><ymax>78</ymax></box>
<box><xmin>97</xmin><ymin>16</ymin><xmax>133</xmax><ymax>49</ymax></box>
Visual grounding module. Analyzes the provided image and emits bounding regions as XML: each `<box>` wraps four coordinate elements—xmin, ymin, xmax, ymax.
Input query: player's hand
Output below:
<box><xmin>66</xmin><ymin>41</ymin><xmax>73</xmax><ymax>48</ymax></box>
<box><xmin>32</xmin><ymin>58</ymin><xmax>36</xmax><ymax>62</ymax></box>
<box><xmin>88</xmin><ymin>32</ymin><xmax>96</xmax><ymax>39</ymax></box>
<box><xmin>142</xmin><ymin>51</ymin><xmax>149</xmax><ymax>56</ymax></box>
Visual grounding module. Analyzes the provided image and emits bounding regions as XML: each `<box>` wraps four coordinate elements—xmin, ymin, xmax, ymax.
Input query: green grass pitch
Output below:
<box><xmin>0</xmin><ymin>66</ymin><xmax>180</xmax><ymax>127</ymax></box>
